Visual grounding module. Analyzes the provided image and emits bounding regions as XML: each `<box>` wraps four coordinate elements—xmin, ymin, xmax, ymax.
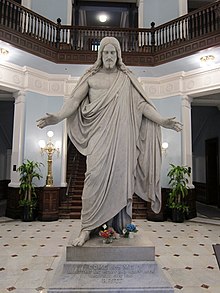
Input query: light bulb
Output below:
<box><xmin>47</xmin><ymin>130</ymin><xmax>54</xmax><ymax>138</ymax></box>
<box><xmin>99</xmin><ymin>14</ymin><xmax>108</xmax><ymax>23</ymax></box>
<box><xmin>38</xmin><ymin>140</ymin><xmax>46</xmax><ymax>148</ymax></box>
<box><xmin>162</xmin><ymin>142</ymin><xmax>169</xmax><ymax>150</ymax></box>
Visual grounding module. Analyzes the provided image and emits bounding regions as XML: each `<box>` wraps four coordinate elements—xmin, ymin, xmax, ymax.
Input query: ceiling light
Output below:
<box><xmin>200</xmin><ymin>55</ymin><xmax>215</xmax><ymax>67</ymax></box>
<box><xmin>99</xmin><ymin>14</ymin><xmax>108</xmax><ymax>23</ymax></box>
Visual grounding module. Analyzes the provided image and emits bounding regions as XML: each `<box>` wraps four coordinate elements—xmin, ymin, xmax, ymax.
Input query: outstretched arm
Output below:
<box><xmin>37</xmin><ymin>81</ymin><xmax>89</xmax><ymax>129</ymax></box>
<box><xmin>142</xmin><ymin>103</ymin><xmax>182</xmax><ymax>132</ymax></box>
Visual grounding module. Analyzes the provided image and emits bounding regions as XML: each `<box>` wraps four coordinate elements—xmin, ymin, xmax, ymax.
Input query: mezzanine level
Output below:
<box><xmin>0</xmin><ymin>0</ymin><xmax>219</xmax><ymax>67</ymax></box>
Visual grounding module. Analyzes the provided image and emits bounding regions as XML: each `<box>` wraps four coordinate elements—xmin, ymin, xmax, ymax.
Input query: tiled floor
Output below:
<box><xmin>0</xmin><ymin>216</ymin><xmax>219</xmax><ymax>293</ymax></box>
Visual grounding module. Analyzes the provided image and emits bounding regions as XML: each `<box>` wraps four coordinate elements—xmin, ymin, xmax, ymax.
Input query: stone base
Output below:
<box><xmin>48</xmin><ymin>230</ymin><xmax>174</xmax><ymax>293</ymax></box>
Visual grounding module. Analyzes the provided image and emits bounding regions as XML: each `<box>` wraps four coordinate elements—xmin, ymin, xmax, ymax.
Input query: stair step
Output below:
<box><xmin>59</xmin><ymin>205</ymin><xmax>82</xmax><ymax>210</ymax></box>
<box><xmin>59</xmin><ymin>212</ymin><xmax>81</xmax><ymax>219</ymax></box>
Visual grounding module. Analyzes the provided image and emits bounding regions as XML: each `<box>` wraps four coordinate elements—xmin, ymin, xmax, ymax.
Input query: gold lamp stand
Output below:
<box><xmin>39</xmin><ymin>131</ymin><xmax>60</xmax><ymax>187</ymax></box>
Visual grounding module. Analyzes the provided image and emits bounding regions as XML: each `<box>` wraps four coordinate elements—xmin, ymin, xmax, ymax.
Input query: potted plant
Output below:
<box><xmin>17</xmin><ymin>160</ymin><xmax>43</xmax><ymax>221</ymax></box>
<box><xmin>167</xmin><ymin>164</ymin><xmax>191</xmax><ymax>223</ymax></box>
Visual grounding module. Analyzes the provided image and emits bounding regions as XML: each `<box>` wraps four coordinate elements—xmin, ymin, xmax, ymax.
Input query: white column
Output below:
<box><xmin>179</xmin><ymin>0</ymin><xmax>188</xmax><ymax>16</ymax></box>
<box><xmin>138</xmin><ymin>0</ymin><xmax>144</xmax><ymax>28</ymax></box>
<box><xmin>181</xmin><ymin>95</ymin><xmax>193</xmax><ymax>187</ymax></box>
<box><xmin>22</xmin><ymin>0</ymin><xmax>32</xmax><ymax>9</ymax></box>
<box><xmin>67</xmin><ymin>0</ymin><xmax>72</xmax><ymax>25</ymax></box>
<box><xmin>60</xmin><ymin>120</ymin><xmax>67</xmax><ymax>187</ymax></box>
<box><xmin>9</xmin><ymin>91</ymin><xmax>26</xmax><ymax>187</ymax></box>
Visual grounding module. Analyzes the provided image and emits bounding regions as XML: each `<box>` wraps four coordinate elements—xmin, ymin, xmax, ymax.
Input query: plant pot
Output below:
<box><xmin>171</xmin><ymin>208</ymin><xmax>184</xmax><ymax>223</ymax></box>
<box><xmin>22</xmin><ymin>205</ymin><xmax>36</xmax><ymax>222</ymax></box>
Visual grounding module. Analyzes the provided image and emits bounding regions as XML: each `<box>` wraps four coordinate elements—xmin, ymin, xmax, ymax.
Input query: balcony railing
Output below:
<box><xmin>0</xmin><ymin>0</ymin><xmax>219</xmax><ymax>66</ymax></box>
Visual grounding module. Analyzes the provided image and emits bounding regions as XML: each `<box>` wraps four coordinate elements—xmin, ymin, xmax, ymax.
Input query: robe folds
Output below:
<box><xmin>67</xmin><ymin>70</ymin><xmax>162</xmax><ymax>232</ymax></box>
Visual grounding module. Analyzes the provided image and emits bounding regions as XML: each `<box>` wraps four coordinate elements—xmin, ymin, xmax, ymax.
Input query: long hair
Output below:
<box><xmin>87</xmin><ymin>37</ymin><xmax>130</xmax><ymax>75</ymax></box>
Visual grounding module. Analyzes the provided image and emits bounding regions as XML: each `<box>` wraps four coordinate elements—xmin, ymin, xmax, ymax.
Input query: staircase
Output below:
<box><xmin>59</xmin><ymin>144</ymin><xmax>86</xmax><ymax>219</ymax></box>
<box><xmin>59</xmin><ymin>143</ymin><xmax>147</xmax><ymax>219</ymax></box>
<box><xmin>132</xmin><ymin>194</ymin><xmax>148</xmax><ymax>219</ymax></box>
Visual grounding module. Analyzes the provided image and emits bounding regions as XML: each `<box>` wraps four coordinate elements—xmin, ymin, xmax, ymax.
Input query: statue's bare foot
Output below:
<box><xmin>72</xmin><ymin>230</ymin><xmax>90</xmax><ymax>246</ymax></box>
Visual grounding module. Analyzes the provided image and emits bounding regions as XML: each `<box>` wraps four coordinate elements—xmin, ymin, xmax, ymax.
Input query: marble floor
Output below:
<box><xmin>0</xmin><ymin>216</ymin><xmax>219</xmax><ymax>293</ymax></box>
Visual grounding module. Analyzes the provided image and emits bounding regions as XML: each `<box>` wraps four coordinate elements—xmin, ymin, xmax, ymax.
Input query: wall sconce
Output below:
<box><xmin>200</xmin><ymin>55</ymin><xmax>215</xmax><ymax>67</ymax></box>
<box><xmin>162</xmin><ymin>142</ymin><xmax>169</xmax><ymax>154</ymax></box>
<box><xmin>38</xmin><ymin>131</ymin><xmax>61</xmax><ymax>187</ymax></box>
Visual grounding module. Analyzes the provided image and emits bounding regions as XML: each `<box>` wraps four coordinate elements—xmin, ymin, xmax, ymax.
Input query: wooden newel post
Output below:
<box><xmin>56</xmin><ymin>18</ymin><xmax>61</xmax><ymax>48</ymax></box>
<box><xmin>150</xmin><ymin>22</ymin><xmax>156</xmax><ymax>52</ymax></box>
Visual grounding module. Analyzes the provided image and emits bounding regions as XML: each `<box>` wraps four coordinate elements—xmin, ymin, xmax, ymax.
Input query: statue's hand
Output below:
<box><xmin>36</xmin><ymin>113</ymin><xmax>60</xmax><ymax>129</ymax></box>
<box><xmin>162</xmin><ymin>117</ymin><xmax>182</xmax><ymax>132</ymax></box>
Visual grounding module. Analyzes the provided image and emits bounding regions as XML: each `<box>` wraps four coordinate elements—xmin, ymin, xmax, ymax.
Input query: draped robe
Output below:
<box><xmin>67</xmin><ymin>70</ymin><xmax>162</xmax><ymax>232</ymax></box>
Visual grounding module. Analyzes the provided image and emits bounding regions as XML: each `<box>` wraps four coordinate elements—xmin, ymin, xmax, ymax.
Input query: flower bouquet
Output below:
<box><xmin>122</xmin><ymin>223</ymin><xmax>138</xmax><ymax>238</ymax></box>
<box><xmin>99</xmin><ymin>224</ymin><xmax>116</xmax><ymax>244</ymax></box>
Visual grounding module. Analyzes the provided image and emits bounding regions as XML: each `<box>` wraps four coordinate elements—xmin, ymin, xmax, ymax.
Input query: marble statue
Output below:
<box><xmin>37</xmin><ymin>37</ymin><xmax>182</xmax><ymax>246</ymax></box>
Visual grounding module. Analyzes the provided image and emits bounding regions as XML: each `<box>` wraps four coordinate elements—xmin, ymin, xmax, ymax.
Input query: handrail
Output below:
<box><xmin>154</xmin><ymin>0</ymin><xmax>220</xmax><ymax>50</ymax></box>
<box><xmin>0</xmin><ymin>0</ymin><xmax>58</xmax><ymax>47</ymax></box>
<box><xmin>66</xmin><ymin>152</ymin><xmax>77</xmax><ymax>197</ymax></box>
<box><xmin>0</xmin><ymin>0</ymin><xmax>219</xmax><ymax>66</ymax></box>
<box><xmin>57</xmin><ymin>24</ymin><xmax>153</xmax><ymax>52</ymax></box>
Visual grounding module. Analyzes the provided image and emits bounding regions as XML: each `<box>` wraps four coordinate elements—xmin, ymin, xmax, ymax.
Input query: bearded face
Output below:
<box><xmin>102</xmin><ymin>44</ymin><xmax>117</xmax><ymax>69</ymax></box>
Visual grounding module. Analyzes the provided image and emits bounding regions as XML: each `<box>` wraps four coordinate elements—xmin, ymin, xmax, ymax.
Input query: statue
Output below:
<box><xmin>37</xmin><ymin>37</ymin><xmax>182</xmax><ymax>246</ymax></box>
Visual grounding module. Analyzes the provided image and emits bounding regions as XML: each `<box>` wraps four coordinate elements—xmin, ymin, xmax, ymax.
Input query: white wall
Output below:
<box><xmin>24</xmin><ymin>91</ymin><xmax>64</xmax><ymax>187</ymax></box>
<box><xmin>153</xmin><ymin>96</ymin><xmax>182</xmax><ymax>187</ymax></box>
<box><xmin>30</xmin><ymin>0</ymin><xmax>72</xmax><ymax>24</ymax></box>
<box><xmin>142</xmin><ymin>0</ymin><xmax>181</xmax><ymax>27</ymax></box>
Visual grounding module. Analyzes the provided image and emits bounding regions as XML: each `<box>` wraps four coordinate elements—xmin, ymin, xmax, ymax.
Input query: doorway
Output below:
<box><xmin>205</xmin><ymin>137</ymin><xmax>219</xmax><ymax>207</ymax></box>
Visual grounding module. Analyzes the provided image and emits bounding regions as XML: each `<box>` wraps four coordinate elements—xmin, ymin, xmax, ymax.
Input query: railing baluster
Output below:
<box><xmin>11</xmin><ymin>3</ymin><xmax>14</xmax><ymax>29</ymax></box>
<box><xmin>0</xmin><ymin>0</ymin><xmax>2</xmax><ymax>25</ymax></box>
<box><xmin>7</xmin><ymin>1</ymin><xmax>10</xmax><ymax>27</ymax></box>
<box><xmin>14</xmin><ymin>3</ymin><xmax>18</xmax><ymax>31</ymax></box>
<box><xmin>27</xmin><ymin>12</ymin><xmax>30</xmax><ymax>35</ymax></box>
<box><xmin>211</xmin><ymin>6</ymin><xmax>215</xmax><ymax>32</ymax></box>
<box><xmin>37</xmin><ymin>18</ymin><xmax>40</xmax><ymax>39</ymax></box>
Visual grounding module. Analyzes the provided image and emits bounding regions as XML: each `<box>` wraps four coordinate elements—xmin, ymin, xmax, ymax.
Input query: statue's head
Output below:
<box><xmin>97</xmin><ymin>37</ymin><xmax>122</xmax><ymax>68</ymax></box>
<box><xmin>88</xmin><ymin>37</ymin><xmax>128</xmax><ymax>74</ymax></box>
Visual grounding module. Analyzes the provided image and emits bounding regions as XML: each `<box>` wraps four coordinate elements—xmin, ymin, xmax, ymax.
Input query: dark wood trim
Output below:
<box><xmin>193</xmin><ymin>181</ymin><xmax>207</xmax><ymax>203</ymax></box>
<box><xmin>146</xmin><ymin>187</ymin><xmax>197</xmax><ymax>221</ymax></box>
<box><xmin>38</xmin><ymin>187</ymin><xmax>60</xmax><ymax>221</ymax></box>
<box><xmin>0</xmin><ymin>27</ymin><xmax>57</xmax><ymax>63</ymax></box>
<box><xmin>0</xmin><ymin>180</ymin><xmax>10</xmax><ymax>200</ymax></box>
<box><xmin>5</xmin><ymin>187</ymin><xmax>21</xmax><ymax>219</ymax></box>
<box><xmin>154</xmin><ymin>32</ymin><xmax>220</xmax><ymax>65</ymax></box>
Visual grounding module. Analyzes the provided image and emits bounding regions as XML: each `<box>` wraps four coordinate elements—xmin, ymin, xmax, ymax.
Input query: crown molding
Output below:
<box><xmin>0</xmin><ymin>61</ymin><xmax>219</xmax><ymax>101</ymax></box>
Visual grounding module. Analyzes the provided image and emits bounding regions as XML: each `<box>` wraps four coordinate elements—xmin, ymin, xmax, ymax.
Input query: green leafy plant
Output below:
<box><xmin>167</xmin><ymin>164</ymin><xmax>191</xmax><ymax>214</ymax></box>
<box><xmin>17</xmin><ymin>160</ymin><xmax>43</xmax><ymax>208</ymax></box>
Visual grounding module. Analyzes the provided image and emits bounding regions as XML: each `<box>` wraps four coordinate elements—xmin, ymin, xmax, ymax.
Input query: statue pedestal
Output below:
<box><xmin>48</xmin><ymin>229</ymin><xmax>174</xmax><ymax>292</ymax></box>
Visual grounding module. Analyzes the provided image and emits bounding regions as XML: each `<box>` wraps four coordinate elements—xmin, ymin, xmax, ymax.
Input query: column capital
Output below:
<box><xmin>13</xmin><ymin>91</ymin><xmax>26</xmax><ymax>103</ymax></box>
<box><xmin>182</xmin><ymin>95</ymin><xmax>193</xmax><ymax>108</ymax></box>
